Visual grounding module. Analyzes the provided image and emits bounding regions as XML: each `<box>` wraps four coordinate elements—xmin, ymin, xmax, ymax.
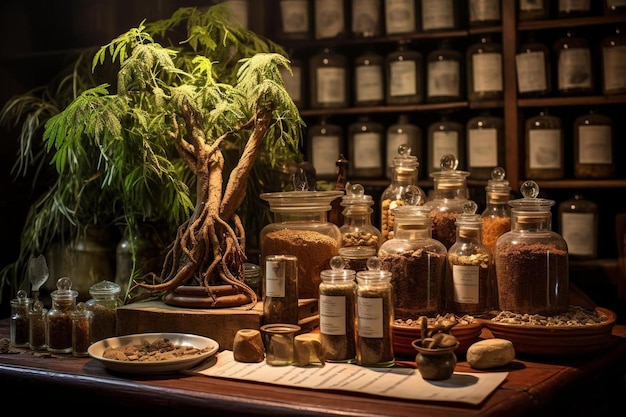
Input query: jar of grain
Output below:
<box><xmin>480</xmin><ymin>167</ymin><xmax>511</xmax><ymax>254</ymax></box>
<box><xmin>259</xmin><ymin>190</ymin><xmax>343</xmax><ymax>299</ymax></box>
<box><xmin>86</xmin><ymin>280</ymin><xmax>122</xmax><ymax>342</ymax></box>
<box><xmin>494</xmin><ymin>181</ymin><xmax>569</xmax><ymax>316</ymax></box>
<box><xmin>71</xmin><ymin>302</ymin><xmax>92</xmax><ymax>357</ymax></box>
<box><xmin>378</xmin><ymin>202</ymin><xmax>447</xmax><ymax>319</ymax></box>
<box><xmin>47</xmin><ymin>277</ymin><xmax>78</xmax><ymax>354</ymax></box>
<box><xmin>29</xmin><ymin>300</ymin><xmax>47</xmax><ymax>351</ymax></box>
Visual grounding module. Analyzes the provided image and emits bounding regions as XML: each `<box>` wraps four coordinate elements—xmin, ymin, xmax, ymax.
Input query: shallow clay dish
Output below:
<box><xmin>392</xmin><ymin>321</ymin><xmax>482</xmax><ymax>356</ymax></box>
<box><xmin>480</xmin><ymin>307</ymin><xmax>616</xmax><ymax>356</ymax></box>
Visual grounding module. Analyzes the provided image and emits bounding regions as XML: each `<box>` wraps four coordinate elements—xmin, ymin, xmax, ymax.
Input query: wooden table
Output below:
<box><xmin>1</xmin><ymin>319</ymin><xmax>625</xmax><ymax>416</ymax></box>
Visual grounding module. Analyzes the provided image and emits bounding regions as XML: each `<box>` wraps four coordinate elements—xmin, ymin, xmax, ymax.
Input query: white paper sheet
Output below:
<box><xmin>186</xmin><ymin>351</ymin><xmax>508</xmax><ymax>405</ymax></box>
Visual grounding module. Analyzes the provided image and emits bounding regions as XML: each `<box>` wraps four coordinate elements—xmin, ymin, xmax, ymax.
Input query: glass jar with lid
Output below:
<box><xmin>10</xmin><ymin>289</ymin><xmax>31</xmax><ymax>348</ymax></box>
<box><xmin>426</xmin><ymin>39</ymin><xmax>463</xmax><ymax>104</ymax></box>
<box><xmin>424</xmin><ymin>154</ymin><xmax>470</xmax><ymax>250</ymax></box>
<box><xmin>307</xmin><ymin>117</ymin><xmax>343</xmax><ymax>181</ymax></box>
<box><xmin>466</xmin><ymin>35</ymin><xmax>503</xmax><ymax>102</ymax></box>
<box><xmin>386</xmin><ymin>114</ymin><xmax>423</xmax><ymax>180</ymax></box>
<box><xmin>468</xmin><ymin>0</ymin><xmax>501</xmax><ymax>28</ymax></box>
<box><xmin>348</xmin><ymin>116</ymin><xmax>384</xmax><ymax>179</ymax></box>
<box><xmin>86</xmin><ymin>280</ymin><xmax>122</xmax><ymax>342</ymax></box>
<box><xmin>380</xmin><ymin>144</ymin><xmax>426</xmax><ymax>243</ymax></box>
<box><xmin>71</xmin><ymin>302</ymin><xmax>93</xmax><ymax>357</ymax></box>
<box><xmin>574</xmin><ymin>109</ymin><xmax>615</xmax><ymax>179</ymax></box>
<box><xmin>338</xmin><ymin>183</ymin><xmax>382</xmax><ymax>272</ymax></box>
<box><xmin>515</xmin><ymin>33</ymin><xmax>551</xmax><ymax>97</ymax></box>
<box><xmin>319</xmin><ymin>256</ymin><xmax>357</xmax><ymax>363</ymax></box>
<box><xmin>384</xmin><ymin>0</ymin><xmax>418</xmax><ymax>35</ymax></box>
<box><xmin>494</xmin><ymin>181</ymin><xmax>569</xmax><ymax>316</ymax></box>
<box><xmin>426</xmin><ymin>112</ymin><xmax>464</xmax><ymax>176</ymax></box>
<box><xmin>278</xmin><ymin>0</ymin><xmax>312</xmax><ymax>40</ymax></box>
<box><xmin>524</xmin><ymin>110</ymin><xmax>564</xmax><ymax>180</ymax></box>
<box><xmin>447</xmin><ymin>201</ymin><xmax>492</xmax><ymax>317</ymax></box>
<box><xmin>466</xmin><ymin>111</ymin><xmax>504</xmax><ymax>180</ymax></box>
<box><xmin>259</xmin><ymin>190</ymin><xmax>343</xmax><ymax>299</ymax></box>
<box><xmin>558</xmin><ymin>194</ymin><xmax>598</xmax><ymax>260</ymax></box>
<box><xmin>378</xmin><ymin>201</ymin><xmax>447</xmax><ymax>319</ymax></box>
<box><xmin>356</xmin><ymin>257</ymin><xmax>394</xmax><ymax>367</ymax></box>
<box><xmin>385</xmin><ymin>40</ymin><xmax>424</xmax><ymax>105</ymax></box>
<box><xmin>29</xmin><ymin>300</ymin><xmax>47</xmax><ymax>351</ymax></box>
<box><xmin>601</xmin><ymin>27</ymin><xmax>626</xmax><ymax>95</ymax></box>
<box><xmin>351</xmin><ymin>0</ymin><xmax>382</xmax><ymax>37</ymax></box>
<box><xmin>421</xmin><ymin>0</ymin><xmax>460</xmax><ymax>32</ymax></box>
<box><xmin>309</xmin><ymin>47</ymin><xmax>348</xmax><ymax>109</ymax></box>
<box><xmin>481</xmin><ymin>167</ymin><xmax>511</xmax><ymax>254</ymax></box>
<box><xmin>554</xmin><ymin>30</ymin><xmax>594</xmax><ymax>95</ymax></box>
<box><xmin>314</xmin><ymin>0</ymin><xmax>346</xmax><ymax>39</ymax></box>
<box><xmin>47</xmin><ymin>276</ymin><xmax>79</xmax><ymax>353</ymax></box>
<box><xmin>354</xmin><ymin>50</ymin><xmax>385</xmax><ymax>107</ymax></box>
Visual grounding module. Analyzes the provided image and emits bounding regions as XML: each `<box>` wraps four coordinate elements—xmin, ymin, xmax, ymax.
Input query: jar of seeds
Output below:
<box><xmin>47</xmin><ymin>277</ymin><xmax>78</xmax><ymax>353</ymax></box>
<box><xmin>10</xmin><ymin>290</ymin><xmax>31</xmax><ymax>348</ymax></box>
<box><xmin>71</xmin><ymin>302</ymin><xmax>93</xmax><ymax>357</ymax></box>
<box><xmin>29</xmin><ymin>300</ymin><xmax>47</xmax><ymax>351</ymax></box>
<box><xmin>86</xmin><ymin>280</ymin><xmax>122</xmax><ymax>342</ymax></box>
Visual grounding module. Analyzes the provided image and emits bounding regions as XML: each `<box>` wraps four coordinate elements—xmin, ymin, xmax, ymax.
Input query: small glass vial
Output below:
<box><xmin>516</xmin><ymin>35</ymin><xmax>551</xmax><ymax>97</ymax></box>
<box><xmin>278</xmin><ymin>0</ymin><xmax>312</xmax><ymax>40</ymax></box>
<box><xmin>384</xmin><ymin>0</ymin><xmax>418</xmax><ymax>35</ymax></box>
<box><xmin>262</xmin><ymin>255</ymin><xmax>299</xmax><ymax>325</ymax></box>
<box><xmin>245</xmin><ymin>262</ymin><xmax>262</xmax><ymax>300</ymax></box>
<box><xmin>426</xmin><ymin>39</ymin><xmax>463</xmax><ymax>104</ymax></box>
<box><xmin>351</xmin><ymin>0</ymin><xmax>382</xmax><ymax>37</ymax></box>
<box><xmin>380</xmin><ymin>144</ymin><xmax>426</xmax><ymax>242</ymax></box>
<box><xmin>339</xmin><ymin>183</ymin><xmax>382</xmax><ymax>272</ymax></box>
<box><xmin>466</xmin><ymin>35</ymin><xmax>503</xmax><ymax>102</ymax></box>
<box><xmin>307</xmin><ymin>117</ymin><xmax>344</xmax><ymax>181</ymax></box>
<box><xmin>71</xmin><ymin>302</ymin><xmax>93</xmax><ymax>357</ymax></box>
<box><xmin>466</xmin><ymin>112</ymin><xmax>505</xmax><ymax>180</ymax></box>
<box><xmin>554</xmin><ymin>31</ymin><xmax>594</xmax><ymax>95</ymax></box>
<box><xmin>319</xmin><ymin>256</ymin><xmax>357</xmax><ymax>363</ymax></box>
<box><xmin>309</xmin><ymin>48</ymin><xmax>348</xmax><ymax>109</ymax></box>
<box><xmin>447</xmin><ymin>201</ymin><xmax>492</xmax><ymax>317</ymax></box>
<box><xmin>356</xmin><ymin>257</ymin><xmax>395</xmax><ymax>367</ymax></box>
<box><xmin>574</xmin><ymin>110</ymin><xmax>615</xmax><ymax>179</ymax></box>
<box><xmin>86</xmin><ymin>280</ymin><xmax>122</xmax><ymax>342</ymax></box>
<box><xmin>421</xmin><ymin>0</ymin><xmax>460</xmax><ymax>32</ymax></box>
<box><xmin>518</xmin><ymin>0</ymin><xmax>550</xmax><ymax>21</ymax></box>
<box><xmin>480</xmin><ymin>167</ymin><xmax>511</xmax><ymax>254</ymax></box>
<box><xmin>10</xmin><ymin>289</ymin><xmax>31</xmax><ymax>348</ymax></box>
<box><xmin>559</xmin><ymin>194</ymin><xmax>599</xmax><ymax>260</ymax></box>
<box><xmin>524</xmin><ymin>110</ymin><xmax>564</xmax><ymax>180</ymax></box>
<box><xmin>468</xmin><ymin>0</ymin><xmax>501</xmax><ymax>28</ymax></box>
<box><xmin>494</xmin><ymin>181</ymin><xmax>569</xmax><ymax>316</ymax></box>
<box><xmin>427</xmin><ymin>113</ymin><xmax>465</xmax><ymax>176</ymax></box>
<box><xmin>354</xmin><ymin>50</ymin><xmax>385</xmax><ymax>107</ymax></box>
<box><xmin>314</xmin><ymin>0</ymin><xmax>346</xmax><ymax>39</ymax></box>
<box><xmin>602</xmin><ymin>27</ymin><xmax>626</xmax><ymax>95</ymax></box>
<box><xmin>261</xmin><ymin>323</ymin><xmax>300</xmax><ymax>366</ymax></box>
<box><xmin>348</xmin><ymin>116</ymin><xmax>384</xmax><ymax>179</ymax></box>
<box><xmin>29</xmin><ymin>300</ymin><xmax>48</xmax><ymax>351</ymax></box>
<box><xmin>378</xmin><ymin>203</ymin><xmax>448</xmax><ymax>319</ymax></box>
<box><xmin>47</xmin><ymin>276</ymin><xmax>79</xmax><ymax>354</ymax></box>
<box><xmin>385</xmin><ymin>40</ymin><xmax>424</xmax><ymax>105</ymax></box>
<box><xmin>385</xmin><ymin>114</ymin><xmax>423</xmax><ymax>180</ymax></box>
<box><xmin>280</xmin><ymin>56</ymin><xmax>305</xmax><ymax>109</ymax></box>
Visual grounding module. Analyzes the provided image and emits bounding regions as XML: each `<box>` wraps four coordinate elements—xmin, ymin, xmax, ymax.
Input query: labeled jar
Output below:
<box><xmin>524</xmin><ymin>110</ymin><xmax>564</xmax><ymax>180</ymax></box>
<box><xmin>447</xmin><ymin>201</ymin><xmax>492</xmax><ymax>316</ymax></box>
<box><xmin>385</xmin><ymin>40</ymin><xmax>424</xmax><ymax>105</ymax></box>
<box><xmin>348</xmin><ymin>116</ymin><xmax>384</xmax><ymax>178</ymax></box>
<box><xmin>71</xmin><ymin>302</ymin><xmax>93</xmax><ymax>357</ymax></box>
<box><xmin>319</xmin><ymin>256</ymin><xmax>357</xmax><ymax>362</ymax></box>
<box><xmin>86</xmin><ymin>280</ymin><xmax>122</xmax><ymax>342</ymax></box>
<box><xmin>467</xmin><ymin>35</ymin><xmax>503</xmax><ymax>102</ymax></box>
<box><xmin>378</xmin><ymin>204</ymin><xmax>447</xmax><ymax>319</ymax></box>
<box><xmin>384</xmin><ymin>0</ymin><xmax>418</xmax><ymax>35</ymax></box>
<box><xmin>518</xmin><ymin>0</ymin><xmax>550</xmax><ymax>21</ymax></box>
<box><xmin>278</xmin><ymin>0</ymin><xmax>312</xmax><ymax>40</ymax></box>
<box><xmin>427</xmin><ymin>113</ymin><xmax>464</xmax><ymax>176</ymax></box>
<box><xmin>601</xmin><ymin>27</ymin><xmax>626</xmax><ymax>95</ymax></box>
<box><xmin>307</xmin><ymin>117</ymin><xmax>344</xmax><ymax>180</ymax></box>
<box><xmin>280</xmin><ymin>56</ymin><xmax>305</xmax><ymax>109</ymax></box>
<box><xmin>421</xmin><ymin>0</ymin><xmax>460</xmax><ymax>32</ymax></box>
<box><xmin>574</xmin><ymin>110</ymin><xmax>615</xmax><ymax>179</ymax></box>
<box><xmin>385</xmin><ymin>114</ymin><xmax>423</xmax><ymax>180</ymax></box>
<box><xmin>558</xmin><ymin>194</ymin><xmax>598</xmax><ymax>259</ymax></box>
<box><xmin>259</xmin><ymin>190</ymin><xmax>343</xmax><ymax>299</ymax></box>
<box><xmin>481</xmin><ymin>167</ymin><xmax>511</xmax><ymax>254</ymax></box>
<box><xmin>10</xmin><ymin>289</ymin><xmax>31</xmax><ymax>348</ymax></box>
<box><xmin>426</xmin><ymin>39</ymin><xmax>463</xmax><ymax>103</ymax></box>
<box><xmin>468</xmin><ymin>0</ymin><xmax>501</xmax><ymax>27</ymax></box>
<box><xmin>309</xmin><ymin>48</ymin><xmax>348</xmax><ymax>109</ymax></box>
<box><xmin>47</xmin><ymin>276</ymin><xmax>78</xmax><ymax>353</ymax></box>
<box><xmin>516</xmin><ymin>35</ymin><xmax>551</xmax><ymax>97</ymax></box>
<box><xmin>554</xmin><ymin>31</ymin><xmax>594</xmax><ymax>95</ymax></box>
<box><xmin>351</xmin><ymin>0</ymin><xmax>382</xmax><ymax>37</ymax></box>
<box><xmin>354</xmin><ymin>50</ymin><xmax>385</xmax><ymax>107</ymax></box>
<box><xmin>356</xmin><ymin>257</ymin><xmax>395</xmax><ymax>367</ymax></box>
<box><xmin>314</xmin><ymin>0</ymin><xmax>346</xmax><ymax>39</ymax></box>
<box><xmin>494</xmin><ymin>181</ymin><xmax>569</xmax><ymax>316</ymax></box>
<box><xmin>29</xmin><ymin>300</ymin><xmax>47</xmax><ymax>351</ymax></box>
<box><xmin>262</xmin><ymin>255</ymin><xmax>299</xmax><ymax>325</ymax></box>
<box><xmin>466</xmin><ymin>112</ymin><xmax>504</xmax><ymax>180</ymax></box>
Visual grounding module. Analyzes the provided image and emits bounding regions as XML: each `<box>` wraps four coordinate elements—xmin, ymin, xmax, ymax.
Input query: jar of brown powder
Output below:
<box><xmin>47</xmin><ymin>277</ymin><xmax>78</xmax><ymax>354</ymax></box>
<box><xmin>494</xmin><ymin>181</ymin><xmax>569</xmax><ymax>316</ymax></box>
<box><xmin>86</xmin><ymin>280</ymin><xmax>122</xmax><ymax>342</ymax></box>
<box><xmin>480</xmin><ymin>167</ymin><xmax>511</xmax><ymax>254</ymax></box>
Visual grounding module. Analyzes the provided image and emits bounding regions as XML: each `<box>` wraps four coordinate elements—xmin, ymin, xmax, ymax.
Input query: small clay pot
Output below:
<box><xmin>411</xmin><ymin>339</ymin><xmax>459</xmax><ymax>380</ymax></box>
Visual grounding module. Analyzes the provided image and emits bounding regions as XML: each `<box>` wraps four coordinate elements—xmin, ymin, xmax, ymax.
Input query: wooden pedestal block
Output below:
<box><xmin>116</xmin><ymin>299</ymin><xmax>319</xmax><ymax>351</ymax></box>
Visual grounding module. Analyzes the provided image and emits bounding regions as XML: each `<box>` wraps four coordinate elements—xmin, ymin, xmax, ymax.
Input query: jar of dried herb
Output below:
<box><xmin>86</xmin><ymin>280</ymin><xmax>122</xmax><ymax>342</ymax></box>
<box><xmin>29</xmin><ymin>300</ymin><xmax>47</xmax><ymax>351</ymax></box>
<box><xmin>71</xmin><ymin>302</ymin><xmax>93</xmax><ymax>357</ymax></box>
<box><xmin>47</xmin><ymin>277</ymin><xmax>78</xmax><ymax>353</ymax></box>
<box><xmin>494</xmin><ymin>181</ymin><xmax>569</xmax><ymax>316</ymax></box>
<box><xmin>480</xmin><ymin>167</ymin><xmax>511</xmax><ymax>254</ymax></box>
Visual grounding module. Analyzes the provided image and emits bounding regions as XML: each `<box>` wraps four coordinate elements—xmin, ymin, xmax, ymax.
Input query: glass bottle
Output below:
<box><xmin>466</xmin><ymin>35</ymin><xmax>503</xmax><ymax>102</ymax></box>
<box><xmin>426</xmin><ymin>113</ymin><xmax>464</xmax><ymax>176</ymax></box>
<box><xmin>518</xmin><ymin>0</ymin><xmax>550</xmax><ymax>21</ymax></box>
<box><xmin>380</xmin><ymin>144</ymin><xmax>426</xmax><ymax>243</ymax></box>
<box><xmin>558</xmin><ymin>194</ymin><xmax>599</xmax><ymax>260</ymax></box>
<box><xmin>351</xmin><ymin>0</ymin><xmax>382</xmax><ymax>37</ymax></box>
<box><xmin>558</xmin><ymin>0</ymin><xmax>593</xmax><ymax>17</ymax></box>
<box><xmin>447</xmin><ymin>201</ymin><xmax>492</xmax><ymax>317</ymax></box>
<box><xmin>29</xmin><ymin>300</ymin><xmax>47</xmax><ymax>351</ymax></box>
<box><xmin>259</xmin><ymin>190</ymin><xmax>343</xmax><ymax>299</ymax></box>
<box><xmin>421</xmin><ymin>0</ymin><xmax>460</xmax><ymax>32</ymax></box>
<box><xmin>314</xmin><ymin>0</ymin><xmax>346</xmax><ymax>39</ymax></box>
<box><xmin>71</xmin><ymin>302</ymin><xmax>93</xmax><ymax>357</ymax></box>
<box><xmin>466</xmin><ymin>111</ymin><xmax>505</xmax><ymax>180</ymax></box>
<box><xmin>280</xmin><ymin>56</ymin><xmax>305</xmax><ymax>109</ymax></box>
<box><xmin>10</xmin><ymin>289</ymin><xmax>31</xmax><ymax>348</ymax></box>
<box><xmin>47</xmin><ymin>276</ymin><xmax>79</xmax><ymax>354</ymax></box>
<box><xmin>468</xmin><ymin>0</ymin><xmax>501</xmax><ymax>28</ymax></box>
<box><xmin>480</xmin><ymin>167</ymin><xmax>511</xmax><ymax>255</ymax></box>
<box><xmin>515</xmin><ymin>34</ymin><xmax>551</xmax><ymax>97</ymax></box>
<box><xmin>348</xmin><ymin>116</ymin><xmax>384</xmax><ymax>179</ymax></box>
<box><xmin>554</xmin><ymin>31</ymin><xmax>594</xmax><ymax>95</ymax></box>
<box><xmin>378</xmin><ymin>203</ymin><xmax>448</xmax><ymax>319</ymax></box>
<box><xmin>601</xmin><ymin>27</ymin><xmax>626</xmax><ymax>95</ymax></box>
<box><xmin>574</xmin><ymin>109</ymin><xmax>615</xmax><ymax>179</ymax></box>
<box><xmin>319</xmin><ymin>256</ymin><xmax>357</xmax><ymax>363</ymax></box>
<box><xmin>494</xmin><ymin>181</ymin><xmax>569</xmax><ymax>316</ymax></box>
<box><xmin>356</xmin><ymin>257</ymin><xmax>394</xmax><ymax>367</ymax></box>
<box><xmin>309</xmin><ymin>47</ymin><xmax>348</xmax><ymax>109</ymax></box>
<box><xmin>244</xmin><ymin>262</ymin><xmax>262</xmax><ymax>300</ymax></box>
<box><xmin>426</xmin><ymin>39</ymin><xmax>463</xmax><ymax>104</ymax></box>
<box><xmin>278</xmin><ymin>0</ymin><xmax>312</xmax><ymax>40</ymax></box>
<box><xmin>307</xmin><ymin>117</ymin><xmax>344</xmax><ymax>181</ymax></box>
<box><xmin>262</xmin><ymin>254</ymin><xmax>299</xmax><ymax>325</ymax></box>
<box><xmin>354</xmin><ymin>50</ymin><xmax>385</xmax><ymax>107</ymax></box>
<box><xmin>384</xmin><ymin>0</ymin><xmax>418</xmax><ymax>35</ymax></box>
<box><xmin>385</xmin><ymin>114</ymin><xmax>423</xmax><ymax>180</ymax></box>
<box><xmin>86</xmin><ymin>280</ymin><xmax>122</xmax><ymax>342</ymax></box>
<box><xmin>385</xmin><ymin>40</ymin><xmax>424</xmax><ymax>105</ymax></box>
<box><xmin>338</xmin><ymin>183</ymin><xmax>382</xmax><ymax>272</ymax></box>
<box><xmin>524</xmin><ymin>110</ymin><xmax>564</xmax><ymax>180</ymax></box>
<box><xmin>424</xmin><ymin>154</ymin><xmax>471</xmax><ymax>250</ymax></box>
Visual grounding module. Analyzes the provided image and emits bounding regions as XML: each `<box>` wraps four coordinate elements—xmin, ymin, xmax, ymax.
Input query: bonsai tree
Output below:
<box><xmin>0</xmin><ymin>5</ymin><xmax>304</xmax><ymax>306</ymax></box>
